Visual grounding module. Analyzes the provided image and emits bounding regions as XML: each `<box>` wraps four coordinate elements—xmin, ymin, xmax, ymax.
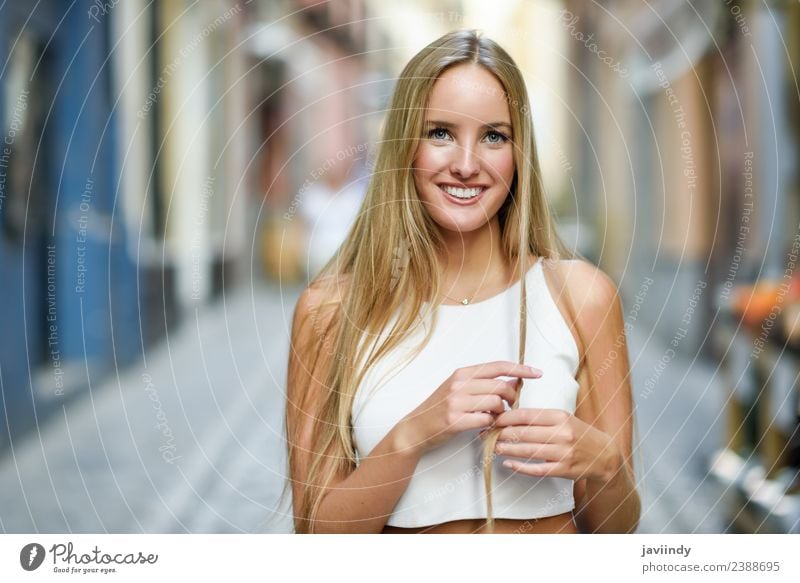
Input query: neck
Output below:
<box><xmin>436</xmin><ymin>217</ymin><xmax>513</xmax><ymax>298</ymax></box>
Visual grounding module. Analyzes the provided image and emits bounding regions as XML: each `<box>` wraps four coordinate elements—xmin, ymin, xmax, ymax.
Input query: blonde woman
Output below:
<box><xmin>285</xmin><ymin>29</ymin><xmax>640</xmax><ymax>534</ymax></box>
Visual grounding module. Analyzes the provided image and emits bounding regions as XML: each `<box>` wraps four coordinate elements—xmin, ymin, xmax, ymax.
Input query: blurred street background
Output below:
<box><xmin>1</xmin><ymin>0</ymin><xmax>799</xmax><ymax>534</ymax></box>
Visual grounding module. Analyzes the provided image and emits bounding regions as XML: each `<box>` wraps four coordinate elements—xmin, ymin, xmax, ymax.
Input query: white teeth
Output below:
<box><xmin>441</xmin><ymin>185</ymin><xmax>483</xmax><ymax>199</ymax></box>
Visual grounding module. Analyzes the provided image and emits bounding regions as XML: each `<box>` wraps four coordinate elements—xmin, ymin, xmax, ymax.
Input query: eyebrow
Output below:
<box><xmin>425</xmin><ymin>120</ymin><xmax>513</xmax><ymax>131</ymax></box>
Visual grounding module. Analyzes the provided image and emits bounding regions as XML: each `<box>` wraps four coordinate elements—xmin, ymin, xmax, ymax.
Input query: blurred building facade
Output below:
<box><xmin>0</xmin><ymin>0</ymin><xmax>253</xmax><ymax>451</ymax></box>
<box><xmin>561</xmin><ymin>0</ymin><xmax>800</xmax><ymax>531</ymax></box>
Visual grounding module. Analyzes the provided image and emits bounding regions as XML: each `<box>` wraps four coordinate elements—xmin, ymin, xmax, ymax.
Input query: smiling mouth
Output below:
<box><xmin>439</xmin><ymin>185</ymin><xmax>485</xmax><ymax>200</ymax></box>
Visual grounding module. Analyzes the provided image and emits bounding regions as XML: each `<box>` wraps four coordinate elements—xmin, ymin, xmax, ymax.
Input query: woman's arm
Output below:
<box><xmin>559</xmin><ymin>260</ymin><xmax>641</xmax><ymax>533</ymax></box>
<box><xmin>311</xmin><ymin>422</ymin><xmax>423</xmax><ymax>533</ymax></box>
<box><xmin>286</xmin><ymin>285</ymin><xmax>424</xmax><ymax>533</ymax></box>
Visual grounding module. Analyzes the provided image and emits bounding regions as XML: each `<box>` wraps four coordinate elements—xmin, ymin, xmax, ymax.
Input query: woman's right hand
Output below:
<box><xmin>396</xmin><ymin>361</ymin><xmax>543</xmax><ymax>454</ymax></box>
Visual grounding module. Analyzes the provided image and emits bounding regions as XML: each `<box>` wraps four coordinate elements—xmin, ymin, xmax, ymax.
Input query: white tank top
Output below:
<box><xmin>351</xmin><ymin>258</ymin><xmax>581</xmax><ymax>528</ymax></box>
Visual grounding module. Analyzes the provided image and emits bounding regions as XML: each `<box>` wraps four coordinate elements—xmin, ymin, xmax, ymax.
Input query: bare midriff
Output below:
<box><xmin>382</xmin><ymin>511</ymin><xmax>578</xmax><ymax>534</ymax></box>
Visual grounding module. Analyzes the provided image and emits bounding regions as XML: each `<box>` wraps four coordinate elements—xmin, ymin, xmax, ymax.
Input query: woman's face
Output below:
<box><xmin>412</xmin><ymin>64</ymin><xmax>516</xmax><ymax>235</ymax></box>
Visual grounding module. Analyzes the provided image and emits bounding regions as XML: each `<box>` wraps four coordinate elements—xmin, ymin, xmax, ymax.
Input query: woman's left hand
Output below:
<box><xmin>480</xmin><ymin>408</ymin><xmax>622</xmax><ymax>484</ymax></box>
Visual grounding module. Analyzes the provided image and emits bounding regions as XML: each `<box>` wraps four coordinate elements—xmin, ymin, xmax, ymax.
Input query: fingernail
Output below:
<box><xmin>528</xmin><ymin>366</ymin><xmax>543</xmax><ymax>375</ymax></box>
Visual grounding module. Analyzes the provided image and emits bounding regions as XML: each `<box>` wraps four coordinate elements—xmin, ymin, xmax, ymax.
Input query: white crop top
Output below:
<box><xmin>351</xmin><ymin>258</ymin><xmax>581</xmax><ymax>528</ymax></box>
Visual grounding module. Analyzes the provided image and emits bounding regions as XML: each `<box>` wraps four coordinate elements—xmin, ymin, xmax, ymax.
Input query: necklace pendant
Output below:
<box><xmin>461</xmin><ymin>298</ymin><xmax>469</xmax><ymax>305</ymax></box>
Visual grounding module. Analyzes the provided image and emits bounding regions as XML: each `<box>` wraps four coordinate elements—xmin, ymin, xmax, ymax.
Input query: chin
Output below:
<box><xmin>428</xmin><ymin>212</ymin><xmax>493</xmax><ymax>235</ymax></box>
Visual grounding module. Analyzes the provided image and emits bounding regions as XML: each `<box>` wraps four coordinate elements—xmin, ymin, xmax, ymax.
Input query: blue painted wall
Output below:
<box><xmin>0</xmin><ymin>0</ymin><xmax>143</xmax><ymax>450</ymax></box>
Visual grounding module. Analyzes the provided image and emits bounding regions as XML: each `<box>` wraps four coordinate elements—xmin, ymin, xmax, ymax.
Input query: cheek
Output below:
<box><xmin>485</xmin><ymin>149</ymin><xmax>515</xmax><ymax>184</ymax></box>
<box><xmin>413</xmin><ymin>144</ymin><xmax>447</xmax><ymax>175</ymax></box>
<box><xmin>413</xmin><ymin>146</ymin><xmax>444</xmax><ymax>197</ymax></box>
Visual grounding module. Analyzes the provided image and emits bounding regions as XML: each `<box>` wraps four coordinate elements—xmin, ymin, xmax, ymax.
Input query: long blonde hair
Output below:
<box><xmin>284</xmin><ymin>29</ymin><xmax>578</xmax><ymax>534</ymax></box>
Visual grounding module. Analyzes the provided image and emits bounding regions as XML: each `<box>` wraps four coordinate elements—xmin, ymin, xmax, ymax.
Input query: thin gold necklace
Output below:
<box><xmin>441</xmin><ymin>291</ymin><xmax>474</xmax><ymax>305</ymax></box>
<box><xmin>440</xmin><ymin>268</ymin><xmax>519</xmax><ymax>305</ymax></box>
<box><xmin>441</xmin><ymin>283</ymin><xmax>488</xmax><ymax>305</ymax></box>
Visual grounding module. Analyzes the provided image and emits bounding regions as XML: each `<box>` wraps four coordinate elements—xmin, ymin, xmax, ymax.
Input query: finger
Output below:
<box><xmin>455</xmin><ymin>361</ymin><xmax>543</xmax><ymax>381</ymax></box>
<box><xmin>493</xmin><ymin>442</ymin><xmax>563</xmax><ymax>462</ymax></box>
<box><xmin>502</xmin><ymin>459</ymin><xmax>561</xmax><ymax>477</ymax></box>
<box><xmin>464</xmin><ymin>393</ymin><xmax>506</xmax><ymax>415</ymax></box>
<box><xmin>464</xmin><ymin>379</ymin><xmax>519</xmax><ymax>405</ymax></box>
<box><xmin>491</xmin><ymin>425</ymin><xmax>561</xmax><ymax>444</ymax></box>
<box><xmin>464</xmin><ymin>412</ymin><xmax>497</xmax><ymax>431</ymax></box>
<box><xmin>442</xmin><ymin>409</ymin><xmax>496</xmax><ymax>432</ymax></box>
<box><xmin>494</xmin><ymin>408</ymin><xmax>569</xmax><ymax>427</ymax></box>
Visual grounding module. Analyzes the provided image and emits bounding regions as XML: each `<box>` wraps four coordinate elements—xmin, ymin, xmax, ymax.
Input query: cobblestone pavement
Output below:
<box><xmin>628</xmin><ymin>324</ymin><xmax>730</xmax><ymax>533</ymax></box>
<box><xmin>0</xmin><ymin>279</ymin><xmax>298</xmax><ymax>533</ymax></box>
<box><xmin>0</xmin><ymin>281</ymin><xmax>729</xmax><ymax>533</ymax></box>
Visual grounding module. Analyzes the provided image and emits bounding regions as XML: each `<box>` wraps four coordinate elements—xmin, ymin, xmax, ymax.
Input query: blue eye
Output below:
<box><xmin>428</xmin><ymin>127</ymin><xmax>451</xmax><ymax>141</ymax></box>
<box><xmin>485</xmin><ymin>130</ymin><xmax>509</xmax><ymax>144</ymax></box>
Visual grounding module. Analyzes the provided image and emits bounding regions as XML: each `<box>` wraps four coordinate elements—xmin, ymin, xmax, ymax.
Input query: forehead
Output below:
<box><xmin>426</xmin><ymin>64</ymin><xmax>511</xmax><ymax>123</ymax></box>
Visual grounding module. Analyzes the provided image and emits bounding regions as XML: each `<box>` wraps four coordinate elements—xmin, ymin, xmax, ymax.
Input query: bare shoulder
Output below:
<box><xmin>293</xmin><ymin>274</ymin><xmax>351</xmax><ymax>333</ymax></box>
<box><xmin>288</xmin><ymin>275</ymin><xmax>351</xmax><ymax>413</ymax></box>
<box><xmin>293</xmin><ymin>283</ymin><xmax>331</xmax><ymax>325</ymax></box>
<box><xmin>540</xmin><ymin>258</ymin><xmax>623</xmax><ymax>357</ymax></box>
<box><xmin>544</xmin><ymin>258</ymin><xmax>620</xmax><ymax>310</ymax></box>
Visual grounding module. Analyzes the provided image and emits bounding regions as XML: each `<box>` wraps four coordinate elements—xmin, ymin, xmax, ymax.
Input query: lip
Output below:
<box><xmin>437</xmin><ymin>184</ymin><xmax>488</xmax><ymax>206</ymax></box>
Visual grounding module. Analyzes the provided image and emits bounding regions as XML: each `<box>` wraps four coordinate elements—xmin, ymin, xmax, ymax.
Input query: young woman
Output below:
<box><xmin>285</xmin><ymin>29</ymin><xmax>640</xmax><ymax>534</ymax></box>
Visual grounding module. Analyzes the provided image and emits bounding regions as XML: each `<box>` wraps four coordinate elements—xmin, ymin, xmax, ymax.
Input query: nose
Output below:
<box><xmin>450</xmin><ymin>143</ymin><xmax>480</xmax><ymax>178</ymax></box>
